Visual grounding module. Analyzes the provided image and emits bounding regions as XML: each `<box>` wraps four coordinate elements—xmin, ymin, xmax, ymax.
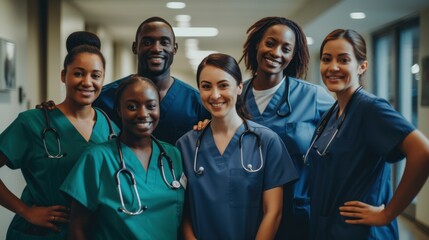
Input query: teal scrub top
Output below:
<box><xmin>0</xmin><ymin>108</ymin><xmax>117</xmax><ymax>240</ymax></box>
<box><xmin>61</xmin><ymin>139</ymin><xmax>185</xmax><ymax>240</ymax></box>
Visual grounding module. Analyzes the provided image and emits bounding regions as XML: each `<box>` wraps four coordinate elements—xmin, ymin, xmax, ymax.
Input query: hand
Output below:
<box><xmin>193</xmin><ymin>119</ymin><xmax>210</xmax><ymax>131</ymax></box>
<box><xmin>35</xmin><ymin>100</ymin><xmax>56</xmax><ymax>110</ymax></box>
<box><xmin>339</xmin><ymin>201</ymin><xmax>389</xmax><ymax>226</ymax></box>
<box><xmin>22</xmin><ymin>205</ymin><xmax>70</xmax><ymax>232</ymax></box>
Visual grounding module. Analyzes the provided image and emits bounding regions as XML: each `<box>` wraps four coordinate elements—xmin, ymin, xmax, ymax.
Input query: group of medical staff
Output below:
<box><xmin>0</xmin><ymin>14</ymin><xmax>429</xmax><ymax>240</ymax></box>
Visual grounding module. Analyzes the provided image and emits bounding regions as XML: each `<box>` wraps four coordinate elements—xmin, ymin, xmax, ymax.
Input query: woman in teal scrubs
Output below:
<box><xmin>0</xmin><ymin>32</ymin><xmax>116</xmax><ymax>239</ymax></box>
<box><xmin>61</xmin><ymin>76</ymin><xmax>184</xmax><ymax>239</ymax></box>
<box><xmin>177</xmin><ymin>53</ymin><xmax>298</xmax><ymax>240</ymax></box>
<box><xmin>239</xmin><ymin>16</ymin><xmax>334</xmax><ymax>240</ymax></box>
<box><xmin>307</xmin><ymin>29</ymin><xmax>429</xmax><ymax>240</ymax></box>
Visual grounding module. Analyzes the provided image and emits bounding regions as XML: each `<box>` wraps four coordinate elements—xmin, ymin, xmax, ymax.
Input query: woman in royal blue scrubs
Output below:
<box><xmin>239</xmin><ymin>16</ymin><xmax>334</xmax><ymax>240</ymax></box>
<box><xmin>177</xmin><ymin>53</ymin><xmax>298</xmax><ymax>240</ymax></box>
<box><xmin>307</xmin><ymin>29</ymin><xmax>429</xmax><ymax>240</ymax></box>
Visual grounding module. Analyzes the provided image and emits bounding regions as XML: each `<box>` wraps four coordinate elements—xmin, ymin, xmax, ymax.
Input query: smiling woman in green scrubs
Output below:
<box><xmin>61</xmin><ymin>76</ymin><xmax>185</xmax><ymax>239</ymax></box>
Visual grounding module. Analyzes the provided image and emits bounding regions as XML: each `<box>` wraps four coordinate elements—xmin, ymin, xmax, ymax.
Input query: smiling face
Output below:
<box><xmin>256</xmin><ymin>24</ymin><xmax>296</xmax><ymax>78</ymax></box>
<box><xmin>61</xmin><ymin>52</ymin><xmax>104</xmax><ymax>106</ymax></box>
<box><xmin>117</xmin><ymin>80</ymin><xmax>160</xmax><ymax>140</ymax></box>
<box><xmin>320</xmin><ymin>38</ymin><xmax>367</xmax><ymax>95</ymax></box>
<box><xmin>198</xmin><ymin>65</ymin><xmax>242</xmax><ymax>120</ymax></box>
<box><xmin>133</xmin><ymin>21</ymin><xmax>177</xmax><ymax>78</ymax></box>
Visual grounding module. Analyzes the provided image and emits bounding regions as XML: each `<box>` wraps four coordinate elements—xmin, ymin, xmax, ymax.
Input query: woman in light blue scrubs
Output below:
<box><xmin>307</xmin><ymin>29</ymin><xmax>429</xmax><ymax>240</ymax></box>
<box><xmin>61</xmin><ymin>76</ymin><xmax>185</xmax><ymax>239</ymax></box>
<box><xmin>177</xmin><ymin>53</ymin><xmax>298</xmax><ymax>240</ymax></box>
<box><xmin>0</xmin><ymin>32</ymin><xmax>117</xmax><ymax>239</ymax></box>
<box><xmin>239</xmin><ymin>16</ymin><xmax>335</xmax><ymax>240</ymax></box>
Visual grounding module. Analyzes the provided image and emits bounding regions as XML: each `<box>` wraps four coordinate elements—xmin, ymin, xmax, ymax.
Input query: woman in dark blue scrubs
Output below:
<box><xmin>307</xmin><ymin>29</ymin><xmax>429</xmax><ymax>240</ymax></box>
<box><xmin>177</xmin><ymin>53</ymin><xmax>298</xmax><ymax>240</ymax></box>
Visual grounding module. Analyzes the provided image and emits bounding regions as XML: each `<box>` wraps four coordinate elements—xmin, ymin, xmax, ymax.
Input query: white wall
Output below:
<box><xmin>415</xmin><ymin>7</ymin><xmax>429</xmax><ymax>228</ymax></box>
<box><xmin>0</xmin><ymin>0</ymin><xmax>29</xmax><ymax>239</ymax></box>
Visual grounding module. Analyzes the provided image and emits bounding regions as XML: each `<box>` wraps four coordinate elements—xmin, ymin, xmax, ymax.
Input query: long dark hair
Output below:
<box><xmin>240</xmin><ymin>16</ymin><xmax>309</xmax><ymax>79</ymax></box>
<box><xmin>196</xmin><ymin>53</ymin><xmax>251</xmax><ymax>120</ymax></box>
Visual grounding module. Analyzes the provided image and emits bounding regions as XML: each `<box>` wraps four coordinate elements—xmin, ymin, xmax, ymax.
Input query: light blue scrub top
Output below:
<box><xmin>0</xmin><ymin>108</ymin><xmax>117</xmax><ymax>240</ymax></box>
<box><xmin>176</xmin><ymin>120</ymin><xmax>298</xmax><ymax>240</ymax></box>
<box><xmin>243</xmin><ymin>77</ymin><xmax>334</xmax><ymax>239</ymax></box>
<box><xmin>308</xmin><ymin>90</ymin><xmax>415</xmax><ymax>240</ymax></box>
<box><xmin>61</xmin><ymin>139</ymin><xmax>185</xmax><ymax>240</ymax></box>
<box><xmin>93</xmin><ymin>75</ymin><xmax>211</xmax><ymax>145</ymax></box>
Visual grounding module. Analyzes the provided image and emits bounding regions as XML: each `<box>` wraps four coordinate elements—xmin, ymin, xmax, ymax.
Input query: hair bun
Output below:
<box><xmin>66</xmin><ymin>31</ymin><xmax>101</xmax><ymax>52</ymax></box>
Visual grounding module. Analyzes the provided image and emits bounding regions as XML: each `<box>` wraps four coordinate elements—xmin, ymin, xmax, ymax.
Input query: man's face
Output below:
<box><xmin>133</xmin><ymin>21</ymin><xmax>177</xmax><ymax>77</ymax></box>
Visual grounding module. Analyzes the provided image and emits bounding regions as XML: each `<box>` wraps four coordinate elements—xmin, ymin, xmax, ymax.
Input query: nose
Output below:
<box><xmin>136</xmin><ymin>107</ymin><xmax>150</xmax><ymax>118</ymax></box>
<box><xmin>270</xmin><ymin>46</ymin><xmax>282</xmax><ymax>57</ymax></box>
<box><xmin>210</xmin><ymin>88</ymin><xmax>221</xmax><ymax>99</ymax></box>
<box><xmin>329</xmin><ymin>61</ymin><xmax>340</xmax><ymax>71</ymax></box>
<box><xmin>81</xmin><ymin>74</ymin><xmax>92</xmax><ymax>86</ymax></box>
<box><xmin>150</xmin><ymin>41</ymin><xmax>162</xmax><ymax>52</ymax></box>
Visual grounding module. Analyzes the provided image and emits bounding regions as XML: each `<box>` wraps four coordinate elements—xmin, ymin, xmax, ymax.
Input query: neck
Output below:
<box><xmin>119</xmin><ymin>133</ymin><xmax>152</xmax><ymax>149</ymax></box>
<box><xmin>336</xmin><ymin>85</ymin><xmax>361</xmax><ymax>117</ymax></box>
<box><xmin>210</xmin><ymin>113</ymin><xmax>243</xmax><ymax>134</ymax></box>
<box><xmin>57</xmin><ymin>101</ymin><xmax>94</xmax><ymax>120</ymax></box>
<box><xmin>253</xmin><ymin>72</ymin><xmax>284</xmax><ymax>90</ymax></box>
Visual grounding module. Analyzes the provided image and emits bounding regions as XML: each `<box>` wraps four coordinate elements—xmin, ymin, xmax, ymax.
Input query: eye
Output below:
<box><xmin>142</xmin><ymin>40</ymin><xmax>152</xmax><ymax>46</ymax></box>
<box><xmin>265</xmin><ymin>40</ymin><xmax>274</xmax><ymax>48</ymax></box>
<box><xmin>126</xmin><ymin>103</ymin><xmax>137</xmax><ymax>111</ymax></box>
<box><xmin>161</xmin><ymin>39</ymin><xmax>171</xmax><ymax>46</ymax></box>
<box><xmin>91</xmin><ymin>73</ymin><xmax>103</xmax><ymax>80</ymax></box>
<box><xmin>219</xmin><ymin>83</ymin><xmax>229</xmax><ymax>89</ymax></box>
<box><xmin>147</xmin><ymin>103</ymin><xmax>158</xmax><ymax>110</ymax></box>
<box><xmin>73</xmin><ymin>71</ymin><xmax>84</xmax><ymax>77</ymax></box>
<box><xmin>321</xmin><ymin>56</ymin><xmax>331</xmax><ymax>63</ymax></box>
<box><xmin>200</xmin><ymin>83</ymin><xmax>211</xmax><ymax>90</ymax></box>
<box><xmin>282</xmin><ymin>46</ymin><xmax>292</xmax><ymax>54</ymax></box>
<box><xmin>339</xmin><ymin>58</ymin><xmax>351</xmax><ymax>64</ymax></box>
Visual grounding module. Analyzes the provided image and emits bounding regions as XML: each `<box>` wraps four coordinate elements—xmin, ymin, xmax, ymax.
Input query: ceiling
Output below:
<box><xmin>66</xmin><ymin>0</ymin><xmax>429</xmax><ymax>79</ymax></box>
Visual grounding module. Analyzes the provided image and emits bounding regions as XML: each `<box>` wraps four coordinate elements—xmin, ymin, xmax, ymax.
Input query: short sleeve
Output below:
<box><xmin>0</xmin><ymin>113</ymin><xmax>35</xmax><ymax>169</ymax></box>
<box><xmin>60</xmin><ymin>147</ymin><xmax>102</xmax><ymax>211</ymax></box>
<box><xmin>364</xmin><ymin>98</ymin><xmax>415</xmax><ymax>162</ymax></box>
<box><xmin>261</xmin><ymin>129</ymin><xmax>299</xmax><ymax>190</ymax></box>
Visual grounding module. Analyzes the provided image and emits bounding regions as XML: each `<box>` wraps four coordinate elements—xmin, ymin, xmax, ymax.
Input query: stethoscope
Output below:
<box><xmin>193</xmin><ymin>119</ymin><xmax>264</xmax><ymax>175</ymax></box>
<box><xmin>302</xmin><ymin>86</ymin><xmax>363</xmax><ymax>165</ymax></box>
<box><xmin>242</xmin><ymin>76</ymin><xmax>292</xmax><ymax>117</ymax></box>
<box><xmin>116</xmin><ymin>135</ymin><xmax>181</xmax><ymax>216</ymax></box>
<box><xmin>41</xmin><ymin>107</ymin><xmax>116</xmax><ymax>159</ymax></box>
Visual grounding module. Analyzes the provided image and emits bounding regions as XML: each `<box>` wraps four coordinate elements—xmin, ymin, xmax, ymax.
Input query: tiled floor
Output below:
<box><xmin>398</xmin><ymin>215</ymin><xmax>429</xmax><ymax>240</ymax></box>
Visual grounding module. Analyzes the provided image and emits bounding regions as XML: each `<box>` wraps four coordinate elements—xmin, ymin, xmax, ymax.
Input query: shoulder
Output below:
<box><xmin>172</xmin><ymin>77</ymin><xmax>199</xmax><ymax>94</ymax></box>
<box><xmin>101</xmin><ymin>75</ymin><xmax>132</xmax><ymax>93</ymax></box>
<box><xmin>176</xmin><ymin>129</ymin><xmax>199</xmax><ymax>146</ymax></box>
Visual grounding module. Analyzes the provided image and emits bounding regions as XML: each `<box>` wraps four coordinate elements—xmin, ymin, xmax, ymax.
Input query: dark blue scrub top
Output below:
<box><xmin>308</xmin><ymin>90</ymin><xmax>415</xmax><ymax>240</ymax></box>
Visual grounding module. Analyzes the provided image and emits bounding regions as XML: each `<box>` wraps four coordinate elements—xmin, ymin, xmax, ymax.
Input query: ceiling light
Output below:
<box><xmin>350</xmin><ymin>12</ymin><xmax>366</xmax><ymax>19</ymax></box>
<box><xmin>306</xmin><ymin>37</ymin><xmax>314</xmax><ymax>45</ymax></box>
<box><xmin>411</xmin><ymin>64</ymin><xmax>420</xmax><ymax>74</ymax></box>
<box><xmin>173</xmin><ymin>27</ymin><xmax>219</xmax><ymax>37</ymax></box>
<box><xmin>166</xmin><ymin>2</ymin><xmax>186</xmax><ymax>9</ymax></box>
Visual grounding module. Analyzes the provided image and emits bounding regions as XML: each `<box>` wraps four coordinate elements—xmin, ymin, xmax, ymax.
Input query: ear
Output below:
<box><xmin>358</xmin><ymin>60</ymin><xmax>368</xmax><ymax>76</ymax></box>
<box><xmin>132</xmin><ymin>41</ymin><xmax>137</xmax><ymax>54</ymax></box>
<box><xmin>237</xmin><ymin>82</ymin><xmax>243</xmax><ymax>95</ymax></box>
<box><xmin>61</xmin><ymin>70</ymin><xmax>66</xmax><ymax>83</ymax></box>
<box><xmin>173</xmin><ymin>42</ymin><xmax>178</xmax><ymax>55</ymax></box>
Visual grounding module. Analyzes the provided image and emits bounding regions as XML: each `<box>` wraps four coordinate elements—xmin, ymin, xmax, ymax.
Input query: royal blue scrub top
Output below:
<box><xmin>243</xmin><ymin>76</ymin><xmax>334</xmax><ymax>239</ymax></box>
<box><xmin>307</xmin><ymin>90</ymin><xmax>415</xmax><ymax>240</ymax></box>
<box><xmin>93</xmin><ymin>75</ymin><xmax>210</xmax><ymax>144</ymax></box>
<box><xmin>176</xmin><ymin>120</ymin><xmax>298</xmax><ymax>240</ymax></box>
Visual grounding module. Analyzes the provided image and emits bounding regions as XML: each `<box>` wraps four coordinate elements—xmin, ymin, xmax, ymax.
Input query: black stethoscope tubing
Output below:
<box><xmin>303</xmin><ymin>86</ymin><xmax>363</xmax><ymax>165</ymax></box>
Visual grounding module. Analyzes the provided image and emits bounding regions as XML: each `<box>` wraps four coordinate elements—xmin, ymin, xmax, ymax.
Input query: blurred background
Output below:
<box><xmin>0</xmin><ymin>0</ymin><xmax>429</xmax><ymax>239</ymax></box>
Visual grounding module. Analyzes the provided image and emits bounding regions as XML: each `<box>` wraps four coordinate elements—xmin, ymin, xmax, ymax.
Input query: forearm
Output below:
<box><xmin>255</xmin><ymin>209</ymin><xmax>282</xmax><ymax>240</ymax></box>
<box><xmin>67</xmin><ymin>199</ymin><xmax>93</xmax><ymax>240</ymax></box>
<box><xmin>182</xmin><ymin>212</ymin><xmax>196</xmax><ymax>240</ymax></box>
<box><xmin>0</xmin><ymin>179</ymin><xmax>29</xmax><ymax>218</ymax></box>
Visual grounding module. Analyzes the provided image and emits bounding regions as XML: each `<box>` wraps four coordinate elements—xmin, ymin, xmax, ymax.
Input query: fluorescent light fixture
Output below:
<box><xmin>350</xmin><ymin>12</ymin><xmax>366</xmax><ymax>19</ymax></box>
<box><xmin>411</xmin><ymin>64</ymin><xmax>420</xmax><ymax>74</ymax></box>
<box><xmin>175</xmin><ymin>14</ymin><xmax>191</xmax><ymax>22</ymax></box>
<box><xmin>173</xmin><ymin>27</ymin><xmax>219</xmax><ymax>37</ymax></box>
<box><xmin>166</xmin><ymin>2</ymin><xmax>186</xmax><ymax>9</ymax></box>
<box><xmin>306</xmin><ymin>37</ymin><xmax>314</xmax><ymax>45</ymax></box>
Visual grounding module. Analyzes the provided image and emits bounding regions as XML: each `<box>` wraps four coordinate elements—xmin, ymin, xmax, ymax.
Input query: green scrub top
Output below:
<box><xmin>61</xmin><ymin>139</ymin><xmax>185</xmax><ymax>240</ymax></box>
<box><xmin>0</xmin><ymin>108</ymin><xmax>117</xmax><ymax>240</ymax></box>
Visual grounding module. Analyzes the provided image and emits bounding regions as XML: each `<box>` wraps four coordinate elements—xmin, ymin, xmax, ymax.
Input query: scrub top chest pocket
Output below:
<box><xmin>228</xmin><ymin>168</ymin><xmax>263</xmax><ymax>208</ymax></box>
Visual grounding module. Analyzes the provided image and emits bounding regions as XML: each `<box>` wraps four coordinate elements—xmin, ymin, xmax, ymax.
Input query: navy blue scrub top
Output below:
<box><xmin>177</xmin><ymin>121</ymin><xmax>298</xmax><ymax>240</ymax></box>
<box><xmin>93</xmin><ymin>75</ymin><xmax>210</xmax><ymax>145</ymax></box>
<box><xmin>308</xmin><ymin>90</ymin><xmax>415</xmax><ymax>240</ymax></box>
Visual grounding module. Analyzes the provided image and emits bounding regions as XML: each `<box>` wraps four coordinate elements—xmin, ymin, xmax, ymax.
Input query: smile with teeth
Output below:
<box><xmin>265</xmin><ymin>57</ymin><xmax>281</xmax><ymax>66</ymax></box>
<box><xmin>211</xmin><ymin>102</ymin><xmax>224</xmax><ymax>107</ymax></box>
